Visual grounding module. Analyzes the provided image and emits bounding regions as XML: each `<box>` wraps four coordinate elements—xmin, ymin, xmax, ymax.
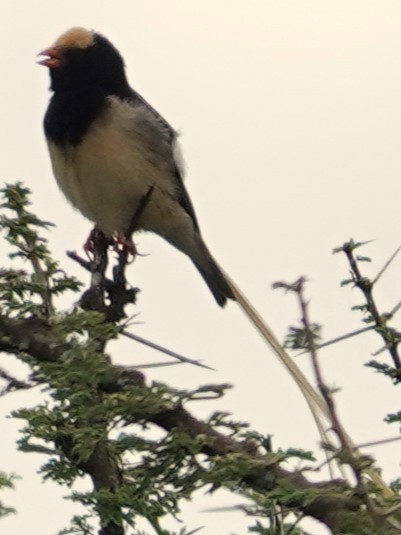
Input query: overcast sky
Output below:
<box><xmin>1</xmin><ymin>1</ymin><xmax>401</xmax><ymax>534</ymax></box>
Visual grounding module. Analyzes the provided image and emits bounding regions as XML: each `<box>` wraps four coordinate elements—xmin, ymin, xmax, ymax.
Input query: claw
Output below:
<box><xmin>114</xmin><ymin>231</ymin><xmax>137</xmax><ymax>255</ymax></box>
<box><xmin>83</xmin><ymin>229</ymin><xmax>138</xmax><ymax>257</ymax></box>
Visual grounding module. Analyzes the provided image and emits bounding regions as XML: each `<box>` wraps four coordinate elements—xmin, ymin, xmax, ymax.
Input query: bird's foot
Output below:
<box><xmin>113</xmin><ymin>231</ymin><xmax>137</xmax><ymax>255</ymax></box>
<box><xmin>83</xmin><ymin>228</ymin><xmax>139</xmax><ymax>258</ymax></box>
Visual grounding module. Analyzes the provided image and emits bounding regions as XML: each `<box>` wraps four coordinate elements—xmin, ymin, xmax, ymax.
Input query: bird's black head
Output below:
<box><xmin>39</xmin><ymin>27</ymin><xmax>128</xmax><ymax>95</ymax></box>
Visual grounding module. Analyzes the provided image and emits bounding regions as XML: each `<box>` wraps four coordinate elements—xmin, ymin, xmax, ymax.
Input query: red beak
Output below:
<box><xmin>37</xmin><ymin>47</ymin><xmax>61</xmax><ymax>68</ymax></box>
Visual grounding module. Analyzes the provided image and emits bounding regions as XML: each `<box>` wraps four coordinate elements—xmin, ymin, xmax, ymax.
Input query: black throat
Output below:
<box><xmin>44</xmin><ymin>33</ymin><xmax>131</xmax><ymax>147</ymax></box>
<box><xmin>44</xmin><ymin>86</ymin><xmax>108</xmax><ymax>146</ymax></box>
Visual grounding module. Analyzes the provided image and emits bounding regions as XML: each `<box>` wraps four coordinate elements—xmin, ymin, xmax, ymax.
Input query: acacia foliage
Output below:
<box><xmin>0</xmin><ymin>183</ymin><xmax>400</xmax><ymax>535</ymax></box>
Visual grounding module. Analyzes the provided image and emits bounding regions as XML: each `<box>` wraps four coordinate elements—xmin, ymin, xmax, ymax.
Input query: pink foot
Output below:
<box><xmin>114</xmin><ymin>231</ymin><xmax>137</xmax><ymax>255</ymax></box>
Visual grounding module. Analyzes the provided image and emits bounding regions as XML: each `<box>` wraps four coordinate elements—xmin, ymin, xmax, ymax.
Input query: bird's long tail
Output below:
<box><xmin>220</xmin><ymin>268</ymin><xmax>392</xmax><ymax>496</ymax></box>
<box><xmin>163</xmin><ymin>225</ymin><xmax>390</xmax><ymax>492</ymax></box>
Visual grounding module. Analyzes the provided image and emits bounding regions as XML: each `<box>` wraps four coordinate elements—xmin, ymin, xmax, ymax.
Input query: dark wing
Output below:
<box><xmin>127</xmin><ymin>87</ymin><xmax>176</xmax><ymax>142</ymax></box>
<box><xmin>125</xmin><ymin>87</ymin><xmax>200</xmax><ymax>231</ymax></box>
<box><xmin>171</xmin><ymin>168</ymin><xmax>200</xmax><ymax>232</ymax></box>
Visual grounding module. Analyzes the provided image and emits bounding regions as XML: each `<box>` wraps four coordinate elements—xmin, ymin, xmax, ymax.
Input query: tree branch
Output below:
<box><xmin>0</xmin><ymin>312</ymin><xmax>395</xmax><ymax>534</ymax></box>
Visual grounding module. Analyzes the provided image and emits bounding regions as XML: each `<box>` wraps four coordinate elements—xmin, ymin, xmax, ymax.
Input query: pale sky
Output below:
<box><xmin>1</xmin><ymin>1</ymin><xmax>401</xmax><ymax>534</ymax></box>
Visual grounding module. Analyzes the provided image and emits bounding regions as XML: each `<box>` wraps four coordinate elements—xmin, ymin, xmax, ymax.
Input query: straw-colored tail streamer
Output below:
<box><xmin>222</xmin><ymin>270</ymin><xmax>392</xmax><ymax>496</ymax></box>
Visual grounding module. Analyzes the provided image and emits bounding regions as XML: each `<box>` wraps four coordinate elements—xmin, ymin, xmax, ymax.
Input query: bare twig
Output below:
<box><xmin>294</xmin><ymin>277</ymin><xmax>395</xmax><ymax>529</ymax></box>
<box><xmin>373</xmin><ymin>245</ymin><xmax>401</xmax><ymax>285</ymax></box>
<box><xmin>134</xmin><ymin>361</ymin><xmax>185</xmax><ymax>369</ymax></box>
<box><xmin>390</xmin><ymin>298</ymin><xmax>401</xmax><ymax>317</ymax></box>
<box><xmin>355</xmin><ymin>435</ymin><xmax>401</xmax><ymax>450</ymax></box>
<box><xmin>122</xmin><ymin>330</ymin><xmax>215</xmax><ymax>371</ymax></box>
<box><xmin>315</xmin><ymin>434</ymin><xmax>401</xmax><ymax>473</ymax></box>
<box><xmin>295</xmin><ymin>325</ymin><xmax>374</xmax><ymax>356</ymax></box>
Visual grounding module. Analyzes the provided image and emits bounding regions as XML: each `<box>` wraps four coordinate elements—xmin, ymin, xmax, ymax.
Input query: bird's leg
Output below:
<box><xmin>114</xmin><ymin>231</ymin><xmax>137</xmax><ymax>255</ymax></box>
<box><xmin>84</xmin><ymin>227</ymin><xmax>136</xmax><ymax>255</ymax></box>
<box><xmin>112</xmin><ymin>185</ymin><xmax>155</xmax><ymax>256</ymax></box>
<box><xmin>85</xmin><ymin>187</ymin><xmax>155</xmax><ymax>256</ymax></box>
<box><xmin>126</xmin><ymin>185</ymin><xmax>154</xmax><ymax>235</ymax></box>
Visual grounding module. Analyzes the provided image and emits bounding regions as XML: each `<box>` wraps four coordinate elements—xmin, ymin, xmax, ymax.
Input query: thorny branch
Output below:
<box><xmin>67</xmin><ymin>249</ymin><xmax>210</xmax><ymax>369</ymax></box>
<box><xmin>293</xmin><ymin>277</ymin><xmax>390</xmax><ymax>531</ymax></box>
<box><xmin>2</xmin><ymin>186</ymin><xmax>401</xmax><ymax>534</ymax></box>
<box><xmin>1</xmin><ymin>309</ymin><xmax>400</xmax><ymax>534</ymax></box>
<box><xmin>339</xmin><ymin>240</ymin><xmax>401</xmax><ymax>369</ymax></box>
<box><xmin>71</xmin><ymin>187</ymin><xmax>154</xmax><ymax>323</ymax></box>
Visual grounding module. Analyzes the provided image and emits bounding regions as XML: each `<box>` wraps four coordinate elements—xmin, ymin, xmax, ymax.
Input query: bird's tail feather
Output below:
<box><xmin>220</xmin><ymin>269</ymin><xmax>392</xmax><ymax>496</ymax></box>
<box><xmin>194</xmin><ymin>255</ymin><xmax>235</xmax><ymax>307</ymax></box>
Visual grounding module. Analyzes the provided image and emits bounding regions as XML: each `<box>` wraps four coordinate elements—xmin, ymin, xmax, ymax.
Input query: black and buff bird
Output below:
<box><xmin>38</xmin><ymin>28</ymin><xmax>346</xmax><ymax>446</ymax></box>
<box><xmin>39</xmin><ymin>27</ymin><xmax>234</xmax><ymax>306</ymax></box>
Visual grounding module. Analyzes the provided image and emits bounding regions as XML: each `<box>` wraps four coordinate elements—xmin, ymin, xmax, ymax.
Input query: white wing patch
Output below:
<box><xmin>172</xmin><ymin>136</ymin><xmax>186</xmax><ymax>179</ymax></box>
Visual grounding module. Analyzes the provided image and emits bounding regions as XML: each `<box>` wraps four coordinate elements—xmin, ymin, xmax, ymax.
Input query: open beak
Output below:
<box><xmin>37</xmin><ymin>47</ymin><xmax>61</xmax><ymax>68</ymax></box>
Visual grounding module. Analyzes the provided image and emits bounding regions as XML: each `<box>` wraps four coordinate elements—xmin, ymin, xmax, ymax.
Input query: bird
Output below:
<box><xmin>39</xmin><ymin>27</ymin><xmax>234</xmax><ymax>306</ymax></box>
<box><xmin>38</xmin><ymin>29</ymin><xmax>352</xmax><ymax>455</ymax></box>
